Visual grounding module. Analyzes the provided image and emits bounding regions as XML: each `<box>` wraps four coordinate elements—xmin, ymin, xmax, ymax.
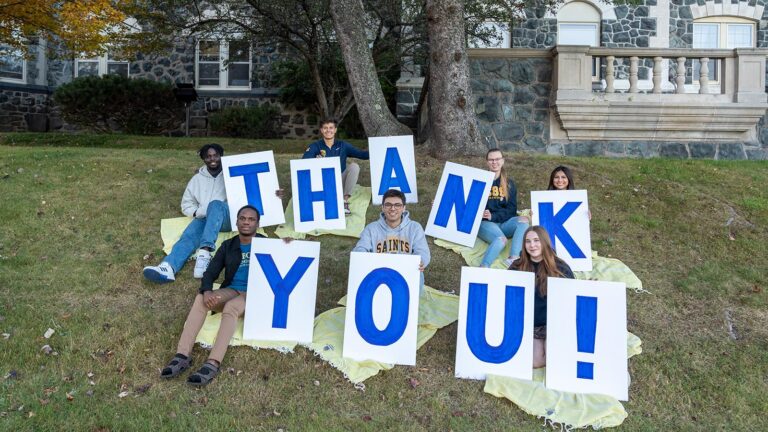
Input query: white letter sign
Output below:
<box><xmin>455</xmin><ymin>267</ymin><xmax>535</xmax><ymax>380</ymax></box>
<box><xmin>222</xmin><ymin>150</ymin><xmax>285</xmax><ymax>228</ymax></box>
<box><xmin>342</xmin><ymin>252</ymin><xmax>421</xmax><ymax>365</ymax></box>
<box><xmin>243</xmin><ymin>238</ymin><xmax>320</xmax><ymax>343</ymax></box>
<box><xmin>531</xmin><ymin>190</ymin><xmax>592</xmax><ymax>271</ymax></box>
<box><xmin>290</xmin><ymin>157</ymin><xmax>345</xmax><ymax>233</ymax></box>
<box><xmin>368</xmin><ymin>135</ymin><xmax>418</xmax><ymax>205</ymax></box>
<box><xmin>425</xmin><ymin>162</ymin><xmax>493</xmax><ymax>247</ymax></box>
<box><xmin>546</xmin><ymin>278</ymin><xmax>628</xmax><ymax>401</ymax></box>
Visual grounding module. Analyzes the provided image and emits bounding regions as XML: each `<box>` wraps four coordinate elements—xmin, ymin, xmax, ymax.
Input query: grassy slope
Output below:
<box><xmin>0</xmin><ymin>135</ymin><xmax>766</xmax><ymax>431</ymax></box>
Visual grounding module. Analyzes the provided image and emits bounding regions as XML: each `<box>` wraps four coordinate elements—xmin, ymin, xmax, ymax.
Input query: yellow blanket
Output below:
<box><xmin>484</xmin><ymin>332</ymin><xmax>643</xmax><ymax>430</ymax></box>
<box><xmin>160</xmin><ymin>216</ymin><xmax>266</xmax><ymax>256</ymax></box>
<box><xmin>274</xmin><ymin>186</ymin><xmax>371</xmax><ymax>239</ymax></box>
<box><xmin>305</xmin><ymin>286</ymin><xmax>459</xmax><ymax>385</ymax></box>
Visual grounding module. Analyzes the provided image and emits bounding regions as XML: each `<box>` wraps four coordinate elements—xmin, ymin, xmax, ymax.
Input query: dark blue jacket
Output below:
<box><xmin>302</xmin><ymin>139</ymin><xmax>369</xmax><ymax>172</ymax></box>
<box><xmin>485</xmin><ymin>177</ymin><xmax>518</xmax><ymax>223</ymax></box>
<box><xmin>200</xmin><ymin>233</ymin><xmax>266</xmax><ymax>293</ymax></box>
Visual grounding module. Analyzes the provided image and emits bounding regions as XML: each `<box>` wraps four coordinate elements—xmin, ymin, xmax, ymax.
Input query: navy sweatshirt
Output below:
<box><xmin>485</xmin><ymin>177</ymin><xmax>518</xmax><ymax>223</ymax></box>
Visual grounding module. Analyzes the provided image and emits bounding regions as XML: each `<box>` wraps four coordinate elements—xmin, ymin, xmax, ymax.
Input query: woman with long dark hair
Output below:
<box><xmin>478</xmin><ymin>149</ymin><xmax>529</xmax><ymax>268</ymax></box>
<box><xmin>509</xmin><ymin>226</ymin><xmax>574</xmax><ymax>368</ymax></box>
<box><xmin>547</xmin><ymin>165</ymin><xmax>576</xmax><ymax>190</ymax></box>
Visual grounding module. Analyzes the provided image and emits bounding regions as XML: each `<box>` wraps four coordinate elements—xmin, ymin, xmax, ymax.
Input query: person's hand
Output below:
<box><xmin>419</xmin><ymin>261</ymin><xmax>425</xmax><ymax>272</ymax></box>
<box><xmin>275</xmin><ymin>189</ymin><xmax>285</xmax><ymax>199</ymax></box>
<box><xmin>519</xmin><ymin>216</ymin><xmax>530</xmax><ymax>224</ymax></box>
<box><xmin>203</xmin><ymin>291</ymin><xmax>221</xmax><ymax>309</ymax></box>
<box><xmin>588</xmin><ymin>210</ymin><xmax>592</xmax><ymax>221</ymax></box>
<box><xmin>483</xmin><ymin>209</ymin><xmax>491</xmax><ymax>220</ymax></box>
<box><xmin>282</xmin><ymin>237</ymin><xmax>293</xmax><ymax>244</ymax></box>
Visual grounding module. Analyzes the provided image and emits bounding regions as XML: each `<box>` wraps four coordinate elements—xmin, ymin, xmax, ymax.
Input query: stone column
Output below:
<box><xmin>552</xmin><ymin>45</ymin><xmax>592</xmax><ymax>100</ymax></box>
<box><xmin>734</xmin><ymin>48</ymin><xmax>767</xmax><ymax>103</ymax></box>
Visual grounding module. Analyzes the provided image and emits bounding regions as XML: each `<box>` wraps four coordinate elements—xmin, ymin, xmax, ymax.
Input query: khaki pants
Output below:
<box><xmin>176</xmin><ymin>288</ymin><xmax>246</xmax><ymax>363</ymax></box>
<box><xmin>342</xmin><ymin>162</ymin><xmax>360</xmax><ymax>198</ymax></box>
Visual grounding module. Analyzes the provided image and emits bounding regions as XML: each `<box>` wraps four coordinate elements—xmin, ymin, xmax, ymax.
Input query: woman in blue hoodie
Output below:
<box><xmin>478</xmin><ymin>149</ymin><xmax>529</xmax><ymax>268</ymax></box>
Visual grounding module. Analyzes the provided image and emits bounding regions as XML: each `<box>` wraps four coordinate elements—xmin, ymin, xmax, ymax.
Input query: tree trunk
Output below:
<box><xmin>425</xmin><ymin>0</ymin><xmax>485</xmax><ymax>157</ymax></box>
<box><xmin>330</xmin><ymin>0</ymin><xmax>411</xmax><ymax>137</ymax></box>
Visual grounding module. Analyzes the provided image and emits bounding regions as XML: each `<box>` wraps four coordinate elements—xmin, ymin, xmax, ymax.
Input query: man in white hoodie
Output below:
<box><xmin>143</xmin><ymin>144</ymin><xmax>229</xmax><ymax>284</ymax></box>
<box><xmin>352</xmin><ymin>189</ymin><xmax>430</xmax><ymax>292</ymax></box>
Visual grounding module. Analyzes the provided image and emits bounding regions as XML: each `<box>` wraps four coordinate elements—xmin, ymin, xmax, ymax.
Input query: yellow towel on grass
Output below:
<box><xmin>484</xmin><ymin>332</ymin><xmax>642</xmax><ymax>430</ymax></box>
<box><xmin>305</xmin><ymin>286</ymin><xmax>459</xmax><ymax>384</ymax></box>
<box><xmin>433</xmin><ymin>238</ymin><xmax>645</xmax><ymax>292</ymax></box>
<box><xmin>274</xmin><ymin>186</ymin><xmax>371</xmax><ymax>239</ymax></box>
<box><xmin>194</xmin><ymin>285</ymin><xmax>297</xmax><ymax>353</ymax></box>
<box><xmin>160</xmin><ymin>216</ymin><xmax>267</xmax><ymax>256</ymax></box>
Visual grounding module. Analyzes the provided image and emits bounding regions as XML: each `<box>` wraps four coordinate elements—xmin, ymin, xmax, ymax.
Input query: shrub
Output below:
<box><xmin>208</xmin><ymin>105</ymin><xmax>282</xmax><ymax>139</ymax></box>
<box><xmin>53</xmin><ymin>75</ymin><xmax>183</xmax><ymax>135</ymax></box>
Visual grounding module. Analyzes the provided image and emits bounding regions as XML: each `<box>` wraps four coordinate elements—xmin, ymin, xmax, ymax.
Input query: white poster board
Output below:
<box><xmin>368</xmin><ymin>135</ymin><xmax>418</xmax><ymax>205</ymax></box>
<box><xmin>455</xmin><ymin>267</ymin><xmax>535</xmax><ymax>380</ymax></box>
<box><xmin>531</xmin><ymin>190</ymin><xmax>592</xmax><ymax>271</ymax></box>
<box><xmin>546</xmin><ymin>278</ymin><xmax>628</xmax><ymax>401</ymax></box>
<box><xmin>221</xmin><ymin>151</ymin><xmax>285</xmax><ymax>228</ymax></box>
<box><xmin>243</xmin><ymin>238</ymin><xmax>320</xmax><ymax>343</ymax></box>
<box><xmin>290</xmin><ymin>157</ymin><xmax>345</xmax><ymax>233</ymax></box>
<box><xmin>425</xmin><ymin>162</ymin><xmax>494</xmax><ymax>247</ymax></box>
<box><xmin>342</xmin><ymin>252</ymin><xmax>421</xmax><ymax>365</ymax></box>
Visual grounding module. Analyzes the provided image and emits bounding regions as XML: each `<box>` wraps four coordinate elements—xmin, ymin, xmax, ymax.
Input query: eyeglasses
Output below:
<box><xmin>382</xmin><ymin>203</ymin><xmax>404</xmax><ymax>209</ymax></box>
<box><xmin>487</xmin><ymin>157</ymin><xmax>503</xmax><ymax>162</ymax></box>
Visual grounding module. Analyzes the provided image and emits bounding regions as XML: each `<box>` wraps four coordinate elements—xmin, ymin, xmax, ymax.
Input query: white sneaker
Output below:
<box><xmin>502</xmin><ymin>256</ymin><xmax>517</xmax><ymax>268</ymax></box>
<box><xmin>143</xmin><ymin>262</ymin><xmax>175</xmax><ymax>284</ymax></box>
<box><xmin>193</xmin><ymin>249</ymin><xmax>212</xmax><ymax>279</ymax></box>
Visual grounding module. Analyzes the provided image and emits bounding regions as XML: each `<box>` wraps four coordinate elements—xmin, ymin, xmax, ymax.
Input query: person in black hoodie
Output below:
<box><xmin>159</xmin><ymin>205</ymin><xmax>265</xmax><ymax>386</ymax></box>
<box><xmin>509</xmin><ymin>226</ymin><xmax>574</xmax><ymax>368</ymax></box>
<box><xmin>477</xmin><ymin>149</ymin><xmax>529</xmax><ymax>267</ymax></box>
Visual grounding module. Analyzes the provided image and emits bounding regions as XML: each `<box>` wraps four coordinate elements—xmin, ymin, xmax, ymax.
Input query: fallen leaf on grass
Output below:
<box><xmin>118</xmin><ymin>391</ymin><xmax>130</xmax><ymax>398</ymax></box>
<box><xmin>752</xmin><ymin>285</ymin><xmax>762</xmax><ymax>293</ymax></box>
<box><xmin>66</xmin><ymin>392</ymin><xmax>74</xmax><ymax>401</ymax></box>
<box><xmin>44</xmin><ymin>387</ymin><xmax>58</xmax><ymax>396</ymax></box>
<box><xmin>452</xmin><ymin>411</ymin><xmax>465</xmax><ymax>417</ymax></box>
<box><xmin>38</xmin><ymin>399</ymin><xmax>49</xmax><ymax>406</ymax></box>
<box><xmin>86</xmin><ymin>390</ymin><xmax>94</xmax><ymax>397</ymax></box>
<box><xmin>313</xmin><ymin>380</ymin><xmax>320</xmax><ymax>386</ymax></box>
<box><xmin>89</xmin><ymin>380</ymin><xmax>95</xmax><ymax>386</ymax></box>
<box><xmin>41</xmin><ymin>345</ymin><xmax>54</xmax><ymax>355</ymax></box>
<box><xmin>118</xmin><ymin>365</ymin><xmax>126</xmax><ymax>374</ymax></box>
<box><xmin>44</xmin><ymin>328</ymin><xmax>55</xmax><ymax>339</ymax></box>
<box><xmin>87</xmin><ymin>372</ymin><xmax>94</xmax><ymax>378</ymax></box>
<box><xmin>362</xmin><ymin>415</ymin><xmax>372</xmax><ymax>421</ymax></box>
<box><xmin>272</xmin><ymin>409</ymin><xmax>281</xmax><ymax>416</ymax></box>
<box><xmin>1</xmin><ymin>333</ymin><xmax>9</xmax><ymax>340</ymax></box>
<box><xmin>27</xmin><ymin>411</ymin><xmax>34</xmax><ymax>418</ymax></box>
<box><xmin>407</xmin><ymin>377</ymin><xmax>420</xmax><ymax>389</ymax></box>
<box><xmin>135</xmin><ymin>383</ymin><xmax>152</xmax><ymax>394</ymax></box>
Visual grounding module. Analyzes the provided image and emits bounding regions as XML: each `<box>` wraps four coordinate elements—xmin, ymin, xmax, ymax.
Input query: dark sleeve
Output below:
<box><xmin>558</xmin><ymin>260</ymin><xmax>575</xmax><ymax>279</ymax></box>
<box><xmin>200</xmin><ymin>243</ymin><xmax>227</xmax><ymax>293</ymax></box>
<box><xmin>489</xmin><ymin>178</ymin><xmax>518</xmax><ymax>223</ymax></box>
<box><xmin>302</xmin><ymin>143</ymin><xmax>318</xmax><ymax>159</ymax></box>
<box><xmin>344</xmin><ymin>142</ymin><xmax>369</xmax><ymax>160</ymax></box>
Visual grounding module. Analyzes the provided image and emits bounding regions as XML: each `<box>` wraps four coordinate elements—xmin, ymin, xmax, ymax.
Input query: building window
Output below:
<box><xmin>0</xmin><ymin>45</ymin><xmax>26</xmax><ymax>83</ymax></box>
<box><xmin>557</xmin><ymin>1</ymin><xmax>602</xmax><ymax>80</ymax></box>
<box><xmin>196</xmin><ymin>40</ymin><xmax>251</xmax><ymax>90</ymax></box>
<box><xmin>693</xmin><ymin>17</ymin><xmax>756</xmax><ymax>81</ymax></box>
<box><xmin>75</xmin><ymin>53</ymin><xmax>129</xmax><ymax>78</ymax></box>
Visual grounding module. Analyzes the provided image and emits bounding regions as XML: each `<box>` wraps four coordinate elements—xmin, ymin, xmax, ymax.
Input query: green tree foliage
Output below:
<box><xmin>53</xmin><ymin>75</ymin><xmax>183</xmax><ymax>135</ymax></box>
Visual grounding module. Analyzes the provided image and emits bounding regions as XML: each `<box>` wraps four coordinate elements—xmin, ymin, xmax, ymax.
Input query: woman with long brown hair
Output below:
<box><xmin>509</xmin><ymin>226</ymin><xmax>574</xmax><ymax>368</ymax></box>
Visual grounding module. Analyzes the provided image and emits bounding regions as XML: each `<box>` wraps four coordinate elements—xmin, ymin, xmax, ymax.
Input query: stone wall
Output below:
<box><xmin>511</xmin><ymin>13</ymin><xmax>557</xmax><ymax>49</ymax></box>
<box><xmin>549</xmin><ymin>140</ymin><xmax>766</xmax><ymax>160</ymax></box>
<box><xmin>470</xmin><ymin>57</ymin><xmax>553</xmax><ymax>152</ymax></box>
<box><xmin>0</xmin><ymin>86</ymin><xmax>54</xmax><ymax>132</ymax></box>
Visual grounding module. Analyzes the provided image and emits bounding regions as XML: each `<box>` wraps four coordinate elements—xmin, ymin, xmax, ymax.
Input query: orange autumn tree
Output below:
<box><xmin>0</xmin><ymin>0</ymin><xmax>131</xmax><ymax>55</ymax></box>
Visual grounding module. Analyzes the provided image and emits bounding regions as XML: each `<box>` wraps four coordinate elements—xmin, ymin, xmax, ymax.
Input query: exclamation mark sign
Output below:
<box><xmin>576</xmin><ymin>296</ymin><xmax>598</xmax><ymax>380</ymax></box>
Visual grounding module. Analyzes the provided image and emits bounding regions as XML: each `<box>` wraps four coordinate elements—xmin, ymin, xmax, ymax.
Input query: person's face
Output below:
<box><xmin>236</xmin><ymin>208</ymin><xmax>259</xmax><ymax>235</ymax></box>
<box><xmin>486</xmin><ymin>151</ymin><xmax>504</xmax><ymax>173</ymax></box>
<box><xmin>203</xmin><ymin>148</ymin><xmax>221</xmax><ymax>171</ymax></box>
<box><xmin>524</xmin><ymin>231</ymin><xmax>543</xmax><ymax>262</ymax></box>
<box><xmin>552</xmin><ymin>170</ymin><xmax>569</xmax><ymax>190</ymax></box>
<box><xmin>382</xmin><ymin>196</ymin><xmax>405</xmax><ymax>224</ymax></box>
<box><xmin>320</xmin><ymin>122</ymin><xmax>337</xmax><ymax>141</ymax></box>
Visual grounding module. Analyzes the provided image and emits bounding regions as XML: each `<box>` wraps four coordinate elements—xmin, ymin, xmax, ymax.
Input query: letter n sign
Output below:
<box><xmin>221</xmin><ymin>151</ymin><xmax>285</xmax><ymax>228</ymax></box>
<box><xmin>454</xmin><ymin>267</ymin><xmax>535</xmax><ymax>380</ymax></box>
<box><xmin>531</xmin><ymin>190</ymin><xmax>593</xmax><ymax>271</ymax></box>
<box><xmin>368</xmin><ymin>135</ymin><xmax>418</xmax><ymax>205</ymax></box>
<box><xmin>425</xmin><ymin>162</ymin><xmax>494</xmax><ymax>247</ymax></box>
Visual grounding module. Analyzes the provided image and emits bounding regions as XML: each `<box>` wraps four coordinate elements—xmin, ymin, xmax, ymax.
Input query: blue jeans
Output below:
<box><xmin>477</xmin><ymin>216</ymin><xmax>529</xmax><ymax>267</ymax></box>
<box><xmin>163</xmin><ymin>200</ymin><xmax>231</xmax><ymax>273</ymax></box>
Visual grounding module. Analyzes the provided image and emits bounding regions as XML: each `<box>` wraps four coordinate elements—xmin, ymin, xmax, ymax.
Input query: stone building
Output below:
<box><xmin>397</xmin><ymin>0</ymin><xmax>768</xmax><ymax>159</ymax></box>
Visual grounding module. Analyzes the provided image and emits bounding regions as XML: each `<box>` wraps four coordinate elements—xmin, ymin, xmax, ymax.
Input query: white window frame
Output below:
<box><xmin>691</xmin><ymin>17</ymin><xmax>756</xmax><ymax>89</ymax></box>
<box><xmin>558</xmin><ymin>22</ymin><xmax>600</xmax><ymax>81</ymax></box>
<box><xmin>74</xmin><ymin>53</ymin><xmax>130</xmax><ymax>78</ymax></box>
<box><xmin>0</xmin><ymin>46</ymin><xmax>27</xmax><ymax>84</ymax></box>
<box><xmin>195</xmin><ymin>40</ymin><xmax>252</xmax><ymax>91</ymax></box>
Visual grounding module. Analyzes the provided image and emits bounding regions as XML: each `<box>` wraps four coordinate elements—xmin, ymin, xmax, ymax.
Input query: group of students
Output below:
<box><xmin>143</xmin><ymin>119</ymin><xmax>585</xmax><ymax>386</ymax></box>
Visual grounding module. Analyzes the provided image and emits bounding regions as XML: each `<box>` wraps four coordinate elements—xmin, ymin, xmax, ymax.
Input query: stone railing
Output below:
<box><xmin>552</xmin><ymin>45</ymin><xmax>768</xmax><ymax>141</ymax></box>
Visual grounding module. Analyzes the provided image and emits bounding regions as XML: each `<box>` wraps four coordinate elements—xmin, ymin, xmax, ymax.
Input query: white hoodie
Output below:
<box><xmin>180</xmin><ymin>166</ymin><xmax>227</xmax><ymax>218</ymax></box>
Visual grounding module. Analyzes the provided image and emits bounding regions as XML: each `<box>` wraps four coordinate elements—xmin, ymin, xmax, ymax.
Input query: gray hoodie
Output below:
<box><xmin>180</xmin><ymin>166</ymin><xmax>227</xmax><ymax>218</ymax></box>
<box><xmin>352</xmin><ymin>210</ymin><xmax>430</xmax><ymax>267</ymax></box>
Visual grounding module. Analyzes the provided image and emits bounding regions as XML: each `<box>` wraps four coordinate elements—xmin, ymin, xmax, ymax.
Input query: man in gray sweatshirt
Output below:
<box><xmin>352</xmin><ymin>189</ymin><xmax>430</xmax><ymax>292</ymax></box>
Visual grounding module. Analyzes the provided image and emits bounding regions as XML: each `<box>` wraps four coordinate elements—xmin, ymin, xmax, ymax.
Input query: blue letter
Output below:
<box><xmin>434</xmin><ymin>174</ymin><xmax>486</xmax><ymax>233</ymax></box>
<box><xmin>466</xmin><ymin>283</ymin><xmax>525</xmax><ymax>363</ymax></box>
<box><xmin>354</xmin><ymin>268</ymin><xmax>410</xmax><ymax>346</ymax></box>
<box><xmin>378</xmin><ymin>147</ymin><xmax>411</xmax><ymax>195</ymax></box>
<box><xmin>576</xmin><ymin>295</ymin><xmax>598</xmax><ymax>380</ymax></box>
<box><xmin>297</xmin><ymin>168</ymin><xmax>339</xmax><ymax>222</ymax></box>
<box><xmin>538</xmin><ymin>201</ymin><xmax>587</xmax><ymax>258</ymax></box>
<box><xmin>229</xmin><ymin>162</ymin><xmax>270</xmax><ymax>216</ymax></box>
<box><xmin>255</xmin><ymin>254</ymin><xmax>316</xmax><ymax>329</ymax></box>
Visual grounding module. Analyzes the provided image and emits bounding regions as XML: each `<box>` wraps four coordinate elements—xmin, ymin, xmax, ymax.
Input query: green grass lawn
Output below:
<box><xmin>0</xmin><ymin>134</ymin><xmax>766</xmax><ymax>431</ymax></box>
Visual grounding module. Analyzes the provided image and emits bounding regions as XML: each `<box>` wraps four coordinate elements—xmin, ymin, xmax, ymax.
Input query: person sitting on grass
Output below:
<box><xmin>160</xmin><ymin>205</ymin><xmax>265</xmax><ymax>386</ymax></box>
<box><xmin>302</xmin><ymin>118</ymin><xmax>369</xmax><ymax>215</ymax></box>
<box><xmin>143</xmin><ymin>143</ymin><xmax>229</xmax><ymax>283</ymax></box>
<box><xmin>548</xmin><ymin>165</ymin><xmax>590</xmax><ymax>219</ymax></box>
<box><xmin>352</xmin><ymin>188</ymin><xmax>430</xmax><ymax>293</ymax></box>
<box><xmin>478</xmin><ymin>148</ymin><xmax>529</xmax><ymax>268</ymax></box>
<box><xmin>509</xmin><ymin>226</ymin><xmax>574</xmax><ymax>369</ymax></box>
